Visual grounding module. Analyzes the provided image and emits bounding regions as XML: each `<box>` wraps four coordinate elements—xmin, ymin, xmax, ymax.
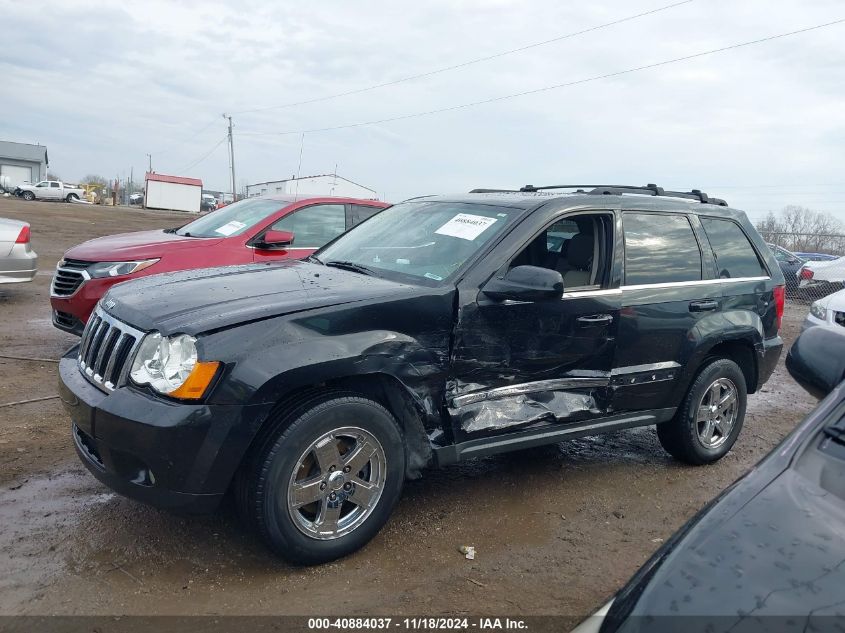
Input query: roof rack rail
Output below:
<box><xmin>469</xmin><ymin>183</ymin><xmax>728</xmax><ymax>206</ymax></box>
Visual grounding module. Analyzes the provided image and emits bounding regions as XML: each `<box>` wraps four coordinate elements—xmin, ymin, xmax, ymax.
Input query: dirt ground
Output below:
<box><xmin>0</xmin><ymin>196</ymin><xmax>820</xmax><ymax>617</ymax></box>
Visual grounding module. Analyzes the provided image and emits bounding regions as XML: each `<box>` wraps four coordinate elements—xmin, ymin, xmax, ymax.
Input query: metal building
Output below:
<box><xmin>0</xmin><ymin>141</ymin><xmax>48</xmax><ymax>190</ymax></box>
<box><xmin>144</xmin><ymin>172</ymin><xmax>203</xmax><ymax>213</ymax></box>
<box><xmin>246</xmin><ymin>174</ymin><xmax>378</xmax><ymax>199</ymax></box>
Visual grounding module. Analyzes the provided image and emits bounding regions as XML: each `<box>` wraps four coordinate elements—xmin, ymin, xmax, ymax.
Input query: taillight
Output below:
<box><xmin>15</xmin><ymin>225</ymin><xmax>30</xmax><ymax>244</ymax></box>
<box><xmin>799</xmin><ymin>267</ymin><xmax>814</xmax><ymax>280</ymax></box>
<box><xmin>773</xmin><ymin>284</ymin><xmax>785</xmax><ymax>330</ymax></box>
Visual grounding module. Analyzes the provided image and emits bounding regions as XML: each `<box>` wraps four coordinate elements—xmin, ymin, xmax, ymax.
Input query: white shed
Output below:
<box><xmin>144</xmin><ymin>172</ymin><xmax>202</xmax><ymax>213</ymax></box>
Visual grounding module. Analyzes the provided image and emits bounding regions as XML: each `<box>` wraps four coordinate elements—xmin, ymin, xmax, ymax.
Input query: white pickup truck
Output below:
<box><xmin>17</xmin><ymin>180</ymin><xmax>85</xmax><ymax>202</ymax></box>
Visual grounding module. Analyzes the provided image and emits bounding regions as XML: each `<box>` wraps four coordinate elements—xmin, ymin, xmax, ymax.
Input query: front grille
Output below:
<box><xmin>51</xmin><ymin>259</ymin><xmax>93</xmax><ymax>296</ymax></box>
<box><xmin>836</xmin><ymin>311</ymin><xmax>845</xmax><ymax>327</ymax></box>
<box><xmin>78</xmin><ymin>307</ymin><xmax>144</xmax><ymax>391</ymax></box>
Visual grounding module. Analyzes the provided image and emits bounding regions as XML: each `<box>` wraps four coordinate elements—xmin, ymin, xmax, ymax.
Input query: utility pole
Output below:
<box><xmin>223</xmin><ymin>114</ymin><xmax>236</xmax><ymax>202</ymax></box>
<box><xmin>146</xmin><ymin>154</ymin><xmax>152</xmax><ymax>172</ymax></box>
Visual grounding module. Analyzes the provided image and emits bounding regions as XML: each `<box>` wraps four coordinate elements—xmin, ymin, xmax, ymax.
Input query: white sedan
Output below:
<box><xmin>802</xmin><ymin>286</ymin><xmax>845</xmax><ymax>331</ymax></box>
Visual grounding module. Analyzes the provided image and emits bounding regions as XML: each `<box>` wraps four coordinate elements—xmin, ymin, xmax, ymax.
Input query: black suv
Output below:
<box><xmin>59</xmin><ymin>184</ymin><xmax>785</xmax><ymax>564</ymax></box>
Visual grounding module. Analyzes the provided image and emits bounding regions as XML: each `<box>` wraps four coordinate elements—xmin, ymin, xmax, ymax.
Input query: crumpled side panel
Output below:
<box><xmin>450</xmin><ymin>389</ymin><xmax>599</xmax><ymax>434</ymax></box>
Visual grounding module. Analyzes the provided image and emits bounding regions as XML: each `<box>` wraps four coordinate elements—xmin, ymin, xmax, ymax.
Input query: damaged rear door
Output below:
<box><xmin>449</xmin><ymin>209</ymin><xmax>621</xmax><ymax>437</ymax></box>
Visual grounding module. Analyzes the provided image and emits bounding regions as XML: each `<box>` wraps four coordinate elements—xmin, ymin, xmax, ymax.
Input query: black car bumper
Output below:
<box><xmin>59</xmin><ymin>352</ymin><xmax>273</xmax><ymax>513</ymax></box>
<box><xmin>757</xmin><ymin>335</ymin><xmax>783</xmax><ymax>390</ymax></box>
<box><xmin>52</xmin><ymin>309</ymin><xmax>85</xmax><ymax>336</ymax></box>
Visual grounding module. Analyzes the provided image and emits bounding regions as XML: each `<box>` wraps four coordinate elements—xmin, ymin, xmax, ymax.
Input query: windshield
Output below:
<box><xmin>316</xmin><ymin>201</ymin><xmax>521</xmax><ymax>283</ymax></box>
<box><xmin>176</xmin><ymin>198</ymin><xmax>286</xmax><ymax>237</ymax></box>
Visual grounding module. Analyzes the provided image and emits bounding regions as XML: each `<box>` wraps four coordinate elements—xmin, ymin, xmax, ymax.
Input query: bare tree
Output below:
<box><xmin>46</xmin><ymin>171</ymin><xmax>61</xmax><ymax>181</ymax></box>
<box><xmin>756</xmin><ymin>206</ymin><xmax>845</xmax><ymax>254</ymax></box>
<box><xmin>82</xmin><ymin>174</ymin><xmax>110</xmax><ymax>191</ymax></box>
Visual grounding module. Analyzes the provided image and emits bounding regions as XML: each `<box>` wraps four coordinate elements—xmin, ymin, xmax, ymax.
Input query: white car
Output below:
<box><xmin>797</xmin><ymin>255</ymin><xmax>845</xmax><ymax>298</ymax></box>
<box><xmin>802</xmin><ymin>286</ymin><xmax>845</xmax><ymax>331</ymax></box>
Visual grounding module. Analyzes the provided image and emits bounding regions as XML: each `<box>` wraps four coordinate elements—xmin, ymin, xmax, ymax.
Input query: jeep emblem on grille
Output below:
<box><xmin>103</xmin><ymin>298</ymin><xmax>116</xmax><ymax>310</ymax></box>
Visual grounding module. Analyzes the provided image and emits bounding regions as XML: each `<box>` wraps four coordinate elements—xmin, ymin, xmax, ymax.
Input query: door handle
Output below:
<box><xmin>577</xmin><ymin>314</ymin><xmax>613</xmax><ymax>325</ymax></box>
<box><xmin>689</xmin><ymin>300</ymin><xmax>719</xmax><ymax>312</ymax></box>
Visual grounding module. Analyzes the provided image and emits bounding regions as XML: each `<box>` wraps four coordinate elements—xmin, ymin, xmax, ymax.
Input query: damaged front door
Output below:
<box><xmin>449</xmin><ymin>211</ymin><xmax>620</xmax><ymax>436</ymax></box>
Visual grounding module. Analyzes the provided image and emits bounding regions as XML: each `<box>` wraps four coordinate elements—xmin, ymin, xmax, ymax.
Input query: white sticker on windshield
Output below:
<box><xmin>434</xmin><ymin>213</ymin><xmax>497</xmax><ymax>241</ymax></box>
<box><xmin>214</xmin><ymin>220</ymin><xmax>247</xmax><ymax>236</ymax></box>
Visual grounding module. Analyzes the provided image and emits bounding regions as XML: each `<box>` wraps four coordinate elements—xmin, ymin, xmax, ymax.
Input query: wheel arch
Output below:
<box><xmin>687</xmin><ymin>337</ymin><xmax>759</xmax><ymax>395</ymax></box>
<box><xmin>240</xmin><ymin>372</ymin><xmax>436</xmax><ymax>483</ymax></box>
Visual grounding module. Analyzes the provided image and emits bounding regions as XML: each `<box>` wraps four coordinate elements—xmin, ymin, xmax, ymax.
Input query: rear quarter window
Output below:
<box><xmin>701</xmin><ymin>218</ymin><xmax>768</xmax><ymax>279</ymax></box>
<box><xmin>623</xmin><ymin>212</ymin><xmax>702</xmax><ymax>285</ymax></box>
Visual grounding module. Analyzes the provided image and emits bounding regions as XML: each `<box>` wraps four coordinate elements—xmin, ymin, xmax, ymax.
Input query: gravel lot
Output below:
<box><xmin>0</xmin><ymin>196</ymin><xmax>819</xmax><ymax>616</ymax></box>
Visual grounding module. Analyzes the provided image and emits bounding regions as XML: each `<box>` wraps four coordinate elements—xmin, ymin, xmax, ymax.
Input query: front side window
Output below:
<box><xmin>509</xmin><ymin>214</ymin><xmax>611</xmax><ymax>290</ymax></box>
<box><xmin>271</xmin><ymin>204</ymin><xmax>346</xmax><ymax>247</ymax></box>
<box><xmin>36</xmin><ymin>181</ymin><xmax>47</xmax><ymax>188</ymax></box>
<box><xmin>701</xmin><ymin>217</ymin><xmax>768</xmax><ymax>279</ymax></box>
<box><xmin>624</xmin><ymin>213</ymin><xmax>702</xmax><ymax>285</ymax></box>
<box><xmin>317</xmin><ymin>201</ymin><xmax>521</xmax><ymax>284</ymax></box>
<box><xmin>176</xmin><ymin>198</ymin><xmax>286</xmax><ymax>238</ymax></box>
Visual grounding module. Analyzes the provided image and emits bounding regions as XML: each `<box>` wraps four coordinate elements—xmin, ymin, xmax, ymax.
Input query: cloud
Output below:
<box><xmin>2</xmin><ymin>0</ymin><xmax>844</xmax><ymax>220</ymax></box>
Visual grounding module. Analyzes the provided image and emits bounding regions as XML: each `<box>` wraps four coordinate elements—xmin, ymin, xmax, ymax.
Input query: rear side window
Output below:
<box><xmin>701</xmin><ymin>218</ymin><xmax>768</xmax><ymax>279</ymax></box>
<box><xmin>623</xmin><ymin>213</ymin><xmax>702</xmax><ymax>285</ymax></box>
<box><xmin>348</xmin><ymin>204</ymin><xmax>383</xmax><ymax>228</ymax></box>
<box><xmin>271</xmin><ymin>204</ymin><xmax>346</xmax><ymax>247</ymax></box>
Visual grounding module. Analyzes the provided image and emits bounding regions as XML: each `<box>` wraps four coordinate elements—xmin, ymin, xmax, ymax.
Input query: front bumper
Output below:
<box><xmin>59</xmin><ymin>350</ymin><xmax>273</xmax><ymax>513</ymax></box>
<box><xmin>757</xmin><ymin>335</ymin><xmax>783</xmax><ymax>390</ymax></box>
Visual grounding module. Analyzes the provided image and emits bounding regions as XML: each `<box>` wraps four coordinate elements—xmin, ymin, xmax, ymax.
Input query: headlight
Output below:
<box><xmin>87</xmin><ymin>259</ymin><xmax>159</xmax><ymax>278</ymax></box>
<box><xmin>810</xmin><ymin>301</ymin><xmax>827</xmax><ymax>320</ymax></box>
<box><xmin>130</xmin><ymin>332</ymin><xmax>219</xmax><ymax>399</ymax></box>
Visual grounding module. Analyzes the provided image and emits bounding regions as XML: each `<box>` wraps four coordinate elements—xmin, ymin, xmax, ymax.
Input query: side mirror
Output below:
<box><xmin>786</xmin><ymin>326</ymin><xmax>845</xmax><ymax>399</ymax></box>
<box><xmin>482</xmin><ymin>265</ymin><xmax>563</xmax><ymax>302</ymax></box>
<box><xmin>257</xmin><ymin>229</ymin><xmax>294</xmax><ymax>249</ymax></box>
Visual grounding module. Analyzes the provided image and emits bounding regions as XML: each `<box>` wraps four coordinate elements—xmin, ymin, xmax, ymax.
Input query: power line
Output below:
<box><xmin>231</xmin><ymin>0</ymin><xmax>696</xmax><ymax>115</ymax></box>
<box><xmin>149</xmin><ymin>116</ymin><xmax>220</xmax><ymax>157</ymax></box>
<box><xmin>173</xmin><ymin>136</ymin><xmax>228</xmax><ymax>174</ymax></box>
<box><xmin>235</xmin><ymin>18</ymin><xmax>845</xmax><ymax>138</ymax></box>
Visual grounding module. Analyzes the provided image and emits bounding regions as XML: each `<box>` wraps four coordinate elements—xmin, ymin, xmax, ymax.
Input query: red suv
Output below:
<box><xmin>51</xmin><ymin>196</ymin><xmax>389</xmax><ymax>334</ymax></box>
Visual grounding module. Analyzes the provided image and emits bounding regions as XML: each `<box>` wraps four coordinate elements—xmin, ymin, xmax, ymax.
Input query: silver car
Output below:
<box><xmin>0</xmin><ymin>217</ymin><xmax>38</xmax><ymax>283</ymax></box>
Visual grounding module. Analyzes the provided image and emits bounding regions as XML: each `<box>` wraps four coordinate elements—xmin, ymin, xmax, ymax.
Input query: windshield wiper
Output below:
<box><xmin>324</xmin><ymin>260</ymin><xmax>376</xmax><ymax>276</ymax></box>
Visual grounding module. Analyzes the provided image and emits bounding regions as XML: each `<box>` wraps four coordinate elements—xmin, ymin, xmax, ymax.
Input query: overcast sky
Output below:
<box><xmin>2</xmin><ymin>0</ymin><xmax>844</xmax><ymax>222</ymax></box>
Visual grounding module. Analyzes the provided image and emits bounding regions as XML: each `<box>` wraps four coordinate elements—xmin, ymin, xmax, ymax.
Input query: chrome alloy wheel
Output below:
<box><xmin>696</xmin><ymin>378</ymin><xmax>739</xmax><ymax>449</ymax></box>
<box><xmin>287</xmin><ymin>426</ymin><xmax>387</xmax><ymax>540</ymax></box>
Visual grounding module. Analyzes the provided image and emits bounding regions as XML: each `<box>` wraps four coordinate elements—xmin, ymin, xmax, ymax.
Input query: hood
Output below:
<box><xmin>102</xmin><ymin>260</ymin><xmax>422</xmax><ymax>334</ymax></box>
<box><xmin>607</xmin><ymin>379</ymin><xmax>845</xmax><ymax>629</ymax></box>
<box><xmin>619</xmin><ymin>468</ymin><xmax>845</xmax><ymax>622</ymax></box>
<box><xmin>65</xmin><ymin>229</ymin><xmax>223</xmax><ymax>261</ymax></box>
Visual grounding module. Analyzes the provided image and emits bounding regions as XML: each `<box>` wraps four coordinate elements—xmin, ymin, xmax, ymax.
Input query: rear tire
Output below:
<box><xmin>66</xmin><ymin>193</ymin><xmax>79</xmax><ymax>202</ymax></box>
<box><xmin>236</xmin><ymin>393</ymin><xmax>405</xmax><ymax>565</ymax></box>
<box><xmin>657</xmin><ymin>358</ymin><xmax>747</xmax><ymax>465</ymax></box>
<box><xmin>22</xmin><ymin>191</ymin><xmax>34</xmax><ymax>201</ymax></box>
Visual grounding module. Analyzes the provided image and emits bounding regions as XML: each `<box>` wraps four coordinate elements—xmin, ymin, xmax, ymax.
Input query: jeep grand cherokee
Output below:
<box><xmin>59</xmin><ymin>184</ymin><xmax>785</xmax><ymax>564</ymax></box>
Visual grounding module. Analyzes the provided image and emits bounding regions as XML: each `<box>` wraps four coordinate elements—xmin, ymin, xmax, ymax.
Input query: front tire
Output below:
<box><xmin>22</xmin><ymin>191</ymin><xmax>35</xmax><ymax>201</ymax></box>
<box><xmin>657</xmin><ymin>358</ymin><xmax>747</xmax><ymax>465</ymax></box>
<box><xmin>237</xmin><ymin>393</ymin><xmax>405</xmax><ymax>565</ymax></box>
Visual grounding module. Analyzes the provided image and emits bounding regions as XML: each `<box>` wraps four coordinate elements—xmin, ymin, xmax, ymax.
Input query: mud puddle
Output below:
<box><xmin>0</xmin><ymin>467</ymin><xmax>114</xmax><ymax>608</ymax></box>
